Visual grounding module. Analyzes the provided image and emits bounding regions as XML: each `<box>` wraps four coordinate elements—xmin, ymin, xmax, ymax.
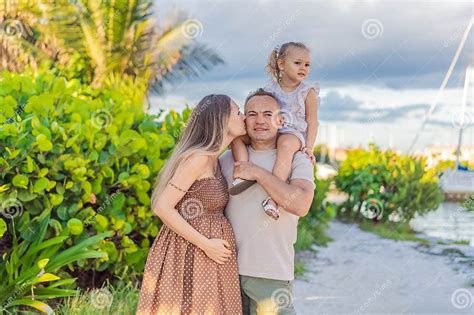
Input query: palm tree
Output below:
<box><xmin>0</xmin><ymin>1</ymin><xmax>47</xmax><ymax>72</ymax></box>
<box><xmin>0</xmin><ymin>0</ymin><xmax>223</xmax><ymax>94</ymax></box>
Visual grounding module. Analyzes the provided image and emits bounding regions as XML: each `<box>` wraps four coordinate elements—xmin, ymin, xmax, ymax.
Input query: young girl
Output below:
<box><xmin>229</xmin><ymin>41</ymin><xmax>319</xmax><ymax>220</ymax></box>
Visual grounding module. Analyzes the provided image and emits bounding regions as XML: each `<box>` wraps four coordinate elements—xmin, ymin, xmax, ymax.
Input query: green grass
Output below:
<box><xmin>294</xmin><ymin>259</ymin><xmax>307</xmax><ymax>277</ymax></box>
<box><xmin>451</xmin><ymin>239</ymin><xmax>471</xmax><ymax>246</ymax></box>
<box><xmin>294</xmin><ymin>217</ymin><xmax>333</xmax><ymax>278</ymax></box>
<box><xmin>340</xmin><ymin>216</ymin><xmax>472</xmax><ymax>246</ymax></box>
<box><xmin>32</xmin><ymin>283</ymin><xmax>141</xmax><ymax>315</ymax></box>
<box><xmin>436</xmin><ymin>240</ymin><xmax>470</xmax><ymax>246</ymax></box>
<box><xmin>295</xmin><ymin>220</ymin><xmax>333</xmax><ymax>252</ymax></box>
<box><xmin>358</xmin><ymin>220</ymin><xmax>430</xmax><ymax>244</ymax></box>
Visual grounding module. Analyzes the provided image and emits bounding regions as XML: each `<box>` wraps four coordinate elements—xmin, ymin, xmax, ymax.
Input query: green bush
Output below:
<box><xmin>334</xmin><ymin>144</ymin><xmax>443</xmax><ymax>223</ymax></box>
<box><xmin>463</xmin><ymin>194</ymin><xmax>474</xmax><ymax>211</ymax></box>
<box><xmin>0</xmin><ymin>68</ymin><xmax>191</xmax><ymax>290</ymax></box>
<box><xmin>295</xmin><ymin>173</ymin><xmax>334</xmax><ymax>252</ymax></box>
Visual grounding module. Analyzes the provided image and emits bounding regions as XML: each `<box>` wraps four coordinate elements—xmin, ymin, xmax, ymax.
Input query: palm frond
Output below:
<box><xmin>0</xmin><ymin>0</ymin><xmax>224</xmax><ymax>95</ymax></box>
<box><xmin>0</xmin><ymin>6</ymin><xmax>44</xmax><ymax>71</ymax></box>
<box><xmin>150</xmin><ymin>43</ymin><xmax>224</xmax><ymax>94</ymax></box>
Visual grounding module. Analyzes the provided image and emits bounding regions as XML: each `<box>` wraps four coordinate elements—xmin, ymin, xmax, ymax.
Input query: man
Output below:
<box><xmin>219</xmin><ymin>89</ymin><xmax>316</xmax><ymax>314</ymax></box>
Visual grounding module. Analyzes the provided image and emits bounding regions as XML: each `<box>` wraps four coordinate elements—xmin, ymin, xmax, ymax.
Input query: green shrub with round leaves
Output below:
<box><xmin>0</xmin><ymin>68</ymin><xmax>191</xmax><ymax>285</ymax></box>
<box><xmin>334</xmin><ymin>144</ymin><xmax>444</xmax><ymax>223</ymax></box>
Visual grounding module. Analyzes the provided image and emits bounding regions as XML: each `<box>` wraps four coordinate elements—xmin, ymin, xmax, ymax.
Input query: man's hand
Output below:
<box><xmin>233</xmin><ymin>161</ymin><xmax>261</xmax><ymax>181</ymax></box>
<box><xmin>301</xmin><ymin>147</ymin><xmax>316</xmax><ymax>166</ymax></box>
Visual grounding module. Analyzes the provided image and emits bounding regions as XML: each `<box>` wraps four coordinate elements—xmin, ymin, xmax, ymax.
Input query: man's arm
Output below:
<box><xmin>255</xmin><ymin>168</ymin><xmax>314</xmax><ymax>217</ymax></box>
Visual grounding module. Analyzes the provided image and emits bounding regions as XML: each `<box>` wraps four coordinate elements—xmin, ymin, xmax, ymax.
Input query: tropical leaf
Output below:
<box><xmin>7</xmin><ymin>299</ymin><xmax>54</xmax><ymax>314</ymax></box>
<box><xmin>0</xmin><ymin>0</ymin><xmax>223</xmax><ymax>94</ymax></box>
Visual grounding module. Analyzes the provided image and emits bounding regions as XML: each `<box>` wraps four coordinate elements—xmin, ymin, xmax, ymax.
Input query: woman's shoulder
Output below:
<box><xmin>182</xmin><ymin>153</ymin><xmax>210</xmax><ymax>170</ymax></box>
<box><xmin>190</xmin><ymin>152</ymin><xmax>210</xmax><ymax>162</ymax></box>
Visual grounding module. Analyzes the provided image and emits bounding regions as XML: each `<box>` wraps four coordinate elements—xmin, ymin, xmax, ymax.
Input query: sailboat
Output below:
<box><xmin>440</xmin><ymin>65</ymin><xmax>474</xmax><ymax>201</ymax></box>
<box><xmin>409</xmin><ymin>17</ymin><xmax>474</xmax><ymax>202</ymax></box>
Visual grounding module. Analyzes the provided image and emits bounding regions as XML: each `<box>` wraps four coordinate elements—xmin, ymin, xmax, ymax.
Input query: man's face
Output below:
<box><xmin>244</xmin><ymin>95</ymin><xmax>283</xmax><ymax>142</ymax></box>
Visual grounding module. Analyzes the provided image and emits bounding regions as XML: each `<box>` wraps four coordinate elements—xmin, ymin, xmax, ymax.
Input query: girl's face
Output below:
<box><xmin>226</xmin><ymin>101</ymin><xmax>246</xmax><ymax>139</ymax></box>
<box><xmin>278</xmin><ymin>47</ymin><xmax>311</xmax><ymax>83</ymax></box>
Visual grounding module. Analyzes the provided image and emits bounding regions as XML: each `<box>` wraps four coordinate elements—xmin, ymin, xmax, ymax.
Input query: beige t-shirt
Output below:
<box><xmin>219</xmin><ymin>146</ymin><xmax>315</xmax><ymax>281</ymax></box>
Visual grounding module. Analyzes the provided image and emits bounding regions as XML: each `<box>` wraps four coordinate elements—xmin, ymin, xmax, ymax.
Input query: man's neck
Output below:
<box><xmin>250</xmin><ymin>141</ymin><xmax>276</xmax><ymax>151</ymax></box>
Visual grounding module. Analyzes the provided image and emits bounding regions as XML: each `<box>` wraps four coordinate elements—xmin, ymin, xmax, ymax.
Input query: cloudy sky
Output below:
<box><xmin>151</xmin><ymin>0</ymin><xmax>473</xmax><ymax>152</ymax></box>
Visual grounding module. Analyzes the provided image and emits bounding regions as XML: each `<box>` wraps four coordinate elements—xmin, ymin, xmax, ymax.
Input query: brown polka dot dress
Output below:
<box><xmin>136</xmin><ymin>166</ymin><xmax>242</xmax><ymax>315</ymax></box>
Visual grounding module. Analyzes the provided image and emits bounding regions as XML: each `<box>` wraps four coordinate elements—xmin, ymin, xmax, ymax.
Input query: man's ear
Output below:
<box><xmin>276</xmin><ymin>111</ymin><xmax>284</xmax><ymax>128</ymax></box>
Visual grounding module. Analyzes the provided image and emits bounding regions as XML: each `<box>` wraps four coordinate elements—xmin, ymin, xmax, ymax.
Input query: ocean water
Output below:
<box><xmin>410</xmin><ymin>202</ymin><xmax>474</xmax><ymax>246</ymax></box>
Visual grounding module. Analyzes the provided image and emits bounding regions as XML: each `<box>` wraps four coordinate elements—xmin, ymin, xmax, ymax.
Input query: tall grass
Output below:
<box><xmin>52</xmin><ymin>283</ymin><xmax>139</xmax><ymax>315</ymax></box>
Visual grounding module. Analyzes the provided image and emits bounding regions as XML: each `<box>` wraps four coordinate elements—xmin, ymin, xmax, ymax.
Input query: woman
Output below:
<box><xmin>137</xmin><ymin>94</ymin><xmax>246</xmax><ymax>314</ymax></box>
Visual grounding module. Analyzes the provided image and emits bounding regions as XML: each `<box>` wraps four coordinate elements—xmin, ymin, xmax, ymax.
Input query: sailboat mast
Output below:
<box><xmin>455</xmin><ymin>66</ymin><xmax>473</xmax><ymax>168</ymax></box>
<box><xmin>408</xmin><ymin>18</ymin><xmax>473</xmax><ymax>153</ymax></box>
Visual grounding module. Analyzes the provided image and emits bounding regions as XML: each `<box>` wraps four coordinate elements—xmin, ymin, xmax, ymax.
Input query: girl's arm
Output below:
<box><xmin>153</xmin><ymin>154</ymin><xmax>232</xmax><ymax>265</ymax></box>
<box><xmin>230</xmin><ymin>135</ymin><xmax>250</xmax><ymax>162</ymax></box>
<box><xmin>304</xmin><ymin>88</ymin><xmax>319</xmax><ymax>149</ymax></box>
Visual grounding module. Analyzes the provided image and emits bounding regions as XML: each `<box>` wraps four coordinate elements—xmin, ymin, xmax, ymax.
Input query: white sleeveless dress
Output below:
<box><xmin>264</xmin><ymin>80</ymin><xmax>320</xmax><ymax>148</ymax></box>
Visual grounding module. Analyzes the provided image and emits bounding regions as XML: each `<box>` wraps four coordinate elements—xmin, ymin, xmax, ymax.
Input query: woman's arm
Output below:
<box><xmin>304</xmin><ymin>88</ymin><xmax>319</xmax><ymax>149</ymax></box>
<box><xmin>153</xmin><ymin>154</ymin><xmax>232</xmax><ymax>264</ymax></box>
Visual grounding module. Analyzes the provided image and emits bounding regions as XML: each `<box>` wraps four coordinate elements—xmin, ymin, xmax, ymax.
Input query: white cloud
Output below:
<box><xmin>152</xmin><ymin>0</ymin><xmax>473</xmax><ymax>151</ymax></box>
<box><xmin>157</xmin><ymin>0</ymin><xmax>472</xmax><ymax>86</ymax></box>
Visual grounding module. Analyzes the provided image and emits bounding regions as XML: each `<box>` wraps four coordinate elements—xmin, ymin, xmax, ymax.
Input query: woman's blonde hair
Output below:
<box><xmin>150</xmin><ymin>94</ymin><xmax>232</xmax><ymax>210</ymax></box>
<box><xmin>265</xmin><ymin>42</ymin><xmax>310</xmax><ymax>82</ymax></box>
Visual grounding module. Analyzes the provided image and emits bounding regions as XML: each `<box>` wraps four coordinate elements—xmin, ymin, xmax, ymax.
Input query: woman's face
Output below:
<box><xmin>226</xmin><ymin>101</ymin><xmax>246</xmax><ymax>139</ymax></box>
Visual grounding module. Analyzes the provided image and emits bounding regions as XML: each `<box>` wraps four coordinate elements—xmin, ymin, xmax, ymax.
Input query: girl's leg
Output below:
<box><xmin>263</xmin><ymin>133</ymin><xmax>302</xmax><ymax>219</ymax></box>
<box><xmin>273</xmin><ymin>133</ymin><xmax>302</xmax><ymax>181</ymax></box>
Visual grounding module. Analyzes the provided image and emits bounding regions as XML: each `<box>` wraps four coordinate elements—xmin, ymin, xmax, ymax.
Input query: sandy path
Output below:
<box><xmin>293</xmin><ymin>220</ymin><xmax>474</xmax><ymax>314</ymax></box>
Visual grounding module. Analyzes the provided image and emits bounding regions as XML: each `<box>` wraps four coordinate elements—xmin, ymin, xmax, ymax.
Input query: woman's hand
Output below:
<box><xmin>301</xmin><ymin>146</ymin><xmax>316</xmax><ymax>166</ymax></box>
<box><xmin>202</xmin><ymin>238</ymin><xmax>232</xmax><ymax>265</ymax></box>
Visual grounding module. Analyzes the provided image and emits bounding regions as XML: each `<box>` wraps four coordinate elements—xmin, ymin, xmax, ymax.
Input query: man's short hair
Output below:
<box><xmin>244</xmin><ymin>88</ymin><xmax>282</xmax><ymax>110</ymax></box>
